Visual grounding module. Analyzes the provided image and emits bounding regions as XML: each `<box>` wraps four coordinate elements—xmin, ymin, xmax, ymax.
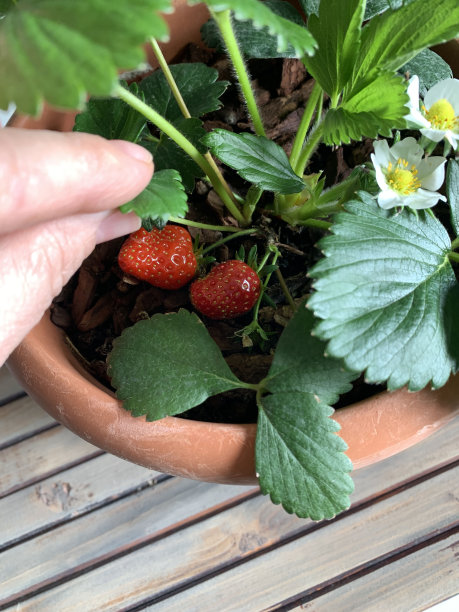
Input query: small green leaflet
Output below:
<box><xmin>309</xmin><ymin>192</ymin><xmax>459</xmax><ymax>391</ymax></box>
<box><xmin>203</xmin><ymin>130</ymin><xmax>305</xmax><ymax>194</ymax></box>
<box><xmin>257</xmin><ymin>303</ymin><xmax>356</xmax><ymax>520</ymax></box>
<box><xmin>0</xmin><ymin>0</ymin><xmax>170</xmax><ymax>115</ymax></box>
<box><xmin>303</xmin><ymin>0</ymin><xmax>365</xmax><ymax>101</ymax></box>
<box><xmin>201</xmin><ymin>0</ymin><xmax>304</xmax><ymax>59</ymax></box>
<box><xmin>323</xmin><ymin>73</ymin><xmax>408</xmax><ymax>145</ymax></box>
<box><xmin>142</xmin><ymin>117</ymin><xmax>206</xmax><ymax>192</ymax></box>
<box><xmin>190</xmin><ymin>0</ymin><xmax>316</xmax><ymax>58</ymax></box>
<box><xmin>447</xmin><ymin>160</ymin><xmax>459</xmax><ymax>236</ymax></box>
<box><xmin>400</xmin><ymin>49</ymin><xmax>453</xmax><ymax>98</ymax></box>
<box><xmin>349</xmin><ymin>0</ymin><xmax>459</xmax><ymax>93</ymax></box>
<box><xmin>108</xmin><ymin>310</ymin><xmax>244</xmax><ymax>420</ymax></box>
<box><xmin>139</xmin><ymin>63</ymin><xmax>228</xmax><ymax>123</ymax></box>
<box><xmin>73</xmin><ymin>83</ymin><xmax>146</xmax><ymax>143</ymax></box>
<box><xmin>120</xmin><ymin>170</ymin><xmax>188</xmax><ymax>224</ymax></box>
<box><xmin>299</xmin><ymin>0</ymin><xmax>394</xmax><ymax>19</ymax></box>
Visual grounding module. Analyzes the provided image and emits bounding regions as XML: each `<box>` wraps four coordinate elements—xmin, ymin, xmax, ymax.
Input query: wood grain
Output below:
<box><xmin>0</xmin><ymin>394</ymin><xmax>56</xmax><ymax>449</ymax></box>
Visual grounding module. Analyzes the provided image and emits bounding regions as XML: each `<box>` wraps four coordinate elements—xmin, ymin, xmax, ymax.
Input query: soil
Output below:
<box><xmin>51</xmin><ymin>43</ymin><xmax>382</xmax><ymax>423</ymax></box>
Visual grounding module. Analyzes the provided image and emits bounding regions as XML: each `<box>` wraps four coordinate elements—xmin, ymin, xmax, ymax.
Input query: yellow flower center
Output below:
<box><xmin>423</xmin><ymin>99</ymin><xmax>458</xmax><ymax>131</ymax></box>
<box><xmin>385</xmin><ymin>158</ymin><xmax>421</xmax><ymax>195</ymax></box>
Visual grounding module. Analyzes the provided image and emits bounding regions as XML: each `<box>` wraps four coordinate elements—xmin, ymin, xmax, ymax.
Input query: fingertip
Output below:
<box><xmin>95</xmin><ymin>210</ymin><xmax>141</xmax><ymax>244</ymax></box>
<box><xmin>110</xmin><ymin>140</ymin><xmax>153</xmax><ymax>165</ymax></box>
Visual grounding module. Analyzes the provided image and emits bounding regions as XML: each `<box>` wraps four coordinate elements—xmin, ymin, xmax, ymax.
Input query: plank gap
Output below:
<box><xmin>0</xmin><ymin>391</ymin><xmax>26</xmax><ymax>407</ymax></box>
<box><xmin>265</xmin><ymin>523</ymin><xmax>459</xmax><ymax>611</ymax></box>
<box><xmin>0</xmin><ymin>422</ymin><xmax>60</xmax><ymax>452</ymax></box>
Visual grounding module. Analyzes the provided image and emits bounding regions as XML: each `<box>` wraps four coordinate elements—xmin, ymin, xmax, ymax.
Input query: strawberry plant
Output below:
<box><xmin>2</xmin><ymin>0</ymin><xmax>459</xmax><ymax>520</ymax></box>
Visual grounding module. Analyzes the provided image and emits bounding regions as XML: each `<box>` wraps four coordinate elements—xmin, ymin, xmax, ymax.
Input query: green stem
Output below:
<box><xmin>115</xmin><ymin>84</ymin><xmax>246</xmax><ymax>225</ymax></box>
<box><xmin>201</xmin><ymin>228</ymin><xmax>259</xmax><ymax>255</ymax></box>
<box><xmin>448</xmin><ymin>251</ymin><xmax>459</xmax><ymax>263</ymax></box>
<box><xmin>299</xmin><ymin>218</ymin><xmax>331</xmax><ymax>231</ymax></box>
<box><xmin>168</xmin><ymin>217</ymin><xmax>243</xmax><ymax>233</ymax></box>
<box><xmin>450</xmin><ymin>237</ymin><xmax>459</xmax><ymax>250</ymax></box>
<box><xmin>211</xmin><ymin>9</ymin><xmax>266</xmax><ymax>137</ymax></box>
<box><xmin>295</xmin><ymin>123</ymin><xmax>325</xmax><ymax>178</ymax></box>
<box><xmin>149</xmin><ymin>38</ymin><xmax>237</xmax><ymax>208</ymax></box>
<box><xmin>289</xmin><ymin>82</ymin><xmax>322</xmax><ymax>174</ymax></box>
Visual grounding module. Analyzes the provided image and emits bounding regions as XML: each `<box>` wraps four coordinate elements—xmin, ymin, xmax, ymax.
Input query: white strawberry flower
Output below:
<box><xmin>371</xmin><ymin>137</ymin><xmax>446</xmax><ymax>210</ymax></box>
<box><xmin>405</xmin><ymin>76</ymin><xmax>459</xmax><ymax>149</ymax></box>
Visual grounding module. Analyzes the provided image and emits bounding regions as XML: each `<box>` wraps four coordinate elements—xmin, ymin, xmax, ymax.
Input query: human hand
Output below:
<box><xmin>0</xmin><ymin>128</ymin><xmax>153</xmax><ymax>365</ymax></box>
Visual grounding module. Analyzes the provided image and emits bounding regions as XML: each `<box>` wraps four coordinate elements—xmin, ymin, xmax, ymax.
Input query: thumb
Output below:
<box><xmin>0</xmin><ymin>209</ymin><xmax>141</xmax><ymax>365</ymax></box>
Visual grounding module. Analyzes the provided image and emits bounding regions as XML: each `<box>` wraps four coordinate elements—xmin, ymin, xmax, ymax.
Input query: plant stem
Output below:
<box><xmin>149</xmin><ymin>38</ymin><xmax>238</xmax><ymax>208</ymax></box>
<box><xmin>448</xmin><ymin>251</ymin><xmax>459</xmax><ymax>263</ymax></box>
<box><xmin>210</xmin><ymin>9</ymin><xmax>266</xmax><ymax>137</ymax></box>
<box><xmin>299</xmin><ymin>218</ymin><xmax>331</xmax><ymax>231</ymax></box>
<box><xmin>275</xmin><ymin>268</ymin><xmax>297</xmax><ymax>310</ymax></box>
<box><xmin>289</xmin><ymin>82</ymin><xmax>322</xmax><ymax>174</ymax></box>
<box><xmin>201</xmin><ymin>228</ymin><xmax>259</xmax><ymax>255</ymax></box>
<box><xmin>295</xmin><ymin>122</ymin><xmax>325</xmax><ymax>178</ymax></box>
<box><xmin>168</xmin><ymin>217</ymin><xmax>243</xmax><ymax>233</ymax></box>
<box><xmin>115</xmin><ymin>83</ymin><xmax>246</xmax><ymax>225</ymax></box>
<box><xmin>450</xmin><ymin>237</ymin><xmax>459</xmax><ymax>250</ymax></box>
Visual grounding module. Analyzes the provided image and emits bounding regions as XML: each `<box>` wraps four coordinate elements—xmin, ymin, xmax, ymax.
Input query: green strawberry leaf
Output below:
<box><xmin>323</xmin><ymin>72</ymin><xmax>408</xmax><ymax>145</ymax></box>
<box><xmin>191</xmin><ymin>0</ymin><xmax>316</xmax><ymax>57</ymax></box>
<box><xmin>0</xmin><ymin>0</ymin><xmax>14</xmax><ymax>15</ymax></box>
<box><xmin>108</xmin><ymin>310</ymin><xmax>244</xmax><ymax>420</ymax></box>
<box><xmin>73</xmin><ymin>82</ymin><xmax>146</xmax><ymax>143</ymax></box>
<box><xmin>0</xmin><ymin>0</ymin><xmax>170</xmax><ymax>115</ymax></box>
<box><xmin>142</xmin><ymin>117</ymin><xmax>206</xmax><ymax>192</ymax></box>
<box><xmin>447</xmin><ymin>159</ymin><xmax>459</xmax><ymax>236</ymax></box>
<box><xmin>120</xmin><ymin>169</ymin><xmax>188</xmax><ymax>224</ymax></box>
<box><xmin>309</xmin><ymin>192</ymin><xmax>459</xmax><ymax>391</ymax></box>
<box><xmin>400</xmin><ymin>49</ymin><xmax>453</xmax><ymax>98</ymax></box>
<box><xmin>349</xmin><ymin>0</ymin><xmax>459</xmax><ymax>93</ymax></box>
<box><xmin>203</xmin><ymin>129</ymin><xmax>305</xmax><ymax>194</ymax></box>
<box><xmin>256</xmin><ymin>303</ymin><xmax>356</xmax><ymax>520</ymax></box>
<box><xmin>139</xmin><ymin>63</ymin><xmax>228</xmax><ymax>123</ymax></box>
<box><xmin>201</xmin><ymin>0</ymin><xmax>304</xmax><ymax>59</ymax></box>
<box><xmin>302</xmin><ymin>0</ymin><xmax>365</xmax><ymax>101</ymax></box>
<box><xmin>299</xmin><ymin>0</ymin><xmax>394</xmax><ymax>19</ymax></box>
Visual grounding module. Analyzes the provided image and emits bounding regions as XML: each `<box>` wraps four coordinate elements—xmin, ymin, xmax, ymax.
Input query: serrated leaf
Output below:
<box><xmin>302</xmin><ymin>0</ymin><xmax>365</xmax><ymax>100</ymax></box>
<box><xmin>400</xmin><ymin>49</ymin><xmax>453</xmax><ymax>98</ymax></box>
<box><xmin>201</xmin><ymin>0</ymin><xmax>304</xmax><ymax>59</ymax></box>
<box><xmin>323</xmin><ymin>72</ymin><xmax>408</xmax><ymax>145</ymax></box>
<box><xmin>447</xmin><ymin>159</ymin><xmax>459</xmax><ymax>236</ymax></box>
<box><xmin>120</xmin><ymin>169</ymin><xmax>188</xmax><ymax>223</ymax></box>
<box><xmin>256</xmin><ymin>304</ymin><xmax>356</xmax><ymax>520</ymax></box>
<box><xmin>203</xmin><ymin>129</ymin><xmax>305</xmax><ymax>194</ymax></box>
<box><xmin>299</xmin><ymin>1</ymin><xmax>401</xmax><ymax>24</ymax></box>
<box><xmin>0</xmin><ymin>0</ymin><xmax>170</xmax><ymax>115</ymax></box>
<box><xmin>139</xmin><ymin>63</ymin><xmax>228</xmax><ymax>123</ymax></box>
<box><xmin>191</xmin><ymin>0</ymin><xmax>316</xmax><ymax>58</ymax></box>
<box><xmin>73</xmin><ymin>82</ymin><xmax>146</xmax><ymax>142</ymax></box>
<box><xmin>143</xmin><ymin>117</ymin><xmax>206</xmax><ymax>192</ymax></box>
<box><xmin>350</xmin><ymin>0</ymin><xmax>459</xmax><ymax>92</ymax></box>
<box><xmin>108</xmin><ymin>310</ymin><xmax>243</xmax><ymax>420</ymax></box>
<box><xmin>309</xmin><ymin>192</ymin><xmax>459</xmax><ymax>391</ymax></box>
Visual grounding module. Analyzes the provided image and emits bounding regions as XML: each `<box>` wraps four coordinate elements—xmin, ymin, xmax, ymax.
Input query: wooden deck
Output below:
<box><xmin>1</xmin><ymin>364</ymin><xmax>458</xmax><ymax>611</ymax></box>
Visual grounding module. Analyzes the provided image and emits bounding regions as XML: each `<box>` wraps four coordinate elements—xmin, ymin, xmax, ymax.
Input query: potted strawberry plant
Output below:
<box><xmin>4</xmin><ymin>0</ymin><xmax>459</xmax><ymax>520</ymax></box>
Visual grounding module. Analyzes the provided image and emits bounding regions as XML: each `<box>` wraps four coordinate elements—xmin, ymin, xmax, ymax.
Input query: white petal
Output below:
<box><xmin>405</xmin><ymin>108</ymin><xmax>430</xmax><ymax>128</ymax></box>
<box><xmin>377</xmin><ymin>190</ymin><xmax>402</xmax><ymax>209</ymax></box>
<box><xmin>403</xmin><ymin>189</ymin><xmax>446</xmax><ymax>210</ymax></box>
<box><xmin>419</xmin><ymin>127</ymin><xmax>446</xmax><ymax>142</ymax></box>
<box><xmin>424</xmin><ymin>78</ymin><xmax>459</xmax><ymax>114</ymax></box>
<box><xmin>371</xmin><ymin>153</ymin><xmax>390</xmax><ymax>191</ymax></box>
<box><xmin>391</xmin><ymin>137</ymin><xmax>423</xmax><ymax>165</ymax></box>
<box><xmin>445</xmin><ymin>131</ymin><xmax>459</xmax><ymax>150</ymax></box>
<box><xmin>372</xmin><ymin>139</ymin><xmax>392</xmax><ymax>166</ymax></box>
<box><xmin>417</xmin><ymin>157</ymin><xmax>446</xmax><ymax>190</ymax></box>
<box><xmin>404</xmin><ymin>76</ymin><xmax>430</xmax><ymax>127</ymax></box>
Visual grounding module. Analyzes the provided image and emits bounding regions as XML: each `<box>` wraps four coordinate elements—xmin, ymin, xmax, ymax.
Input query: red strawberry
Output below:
<box><xmin>118</xmin><ymin>225</ymin><xmax>197</xmax><ymax>290</ymax></box>
<box><xmin>190</xmin><ymin>260</ymin><xmax>261</xmax><ymax>320</ymax></box>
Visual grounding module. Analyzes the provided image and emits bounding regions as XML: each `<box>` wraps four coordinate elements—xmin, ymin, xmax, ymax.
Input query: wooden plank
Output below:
<box><xmin>0</xmin><ymin>479</ymin><xmax>256</xmax><ymax>606</ymax></box>
<box><xmin>0</xmin><ymin>453</ymin><xmax>163</xmax><ymax>550</ymax></box>
<box><xmin>0</xmin><ymin>394</ymin><xmax>56</xmax><ymax>449</ymax></box>
<box><xmin>0</xmin><ymin>425</ymin><xmax>102</xmax><ymax>498</ymax></box>
<box><xmin>1</xmin><ymin>412</ymin><xmax>458</xmax><ymax>606</ymax></box>
<box><xmin>0</xmin><ymin>366</ymin><xmax>24</xmax><ymax>404</ymax></box>
<box><xmin>287</xmin><ymin>530</ymin><xmax>459</xmax><ymax>612</ymax></box>
<box><xmin>10</xmin><ymin>464</ymin><xmax>458</xmax><ymax>611</ymax></box>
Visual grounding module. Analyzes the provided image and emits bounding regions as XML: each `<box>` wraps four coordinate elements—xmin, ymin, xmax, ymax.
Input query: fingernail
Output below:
<box><xmin>111</xmin><ymin>140</ymin><xmax>153</xmax><ymax>164</ymax></box>
<box><xmin>96</xmin><ymin>210</ymin><xmax>141</xmax><ymax>244</ymax></box>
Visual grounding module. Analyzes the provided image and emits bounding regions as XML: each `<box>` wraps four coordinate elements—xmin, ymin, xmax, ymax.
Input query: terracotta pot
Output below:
<box><xmin>6</xmin><ymin>6</ymin><xmax>459</xmax><ymax>485</ymax></box>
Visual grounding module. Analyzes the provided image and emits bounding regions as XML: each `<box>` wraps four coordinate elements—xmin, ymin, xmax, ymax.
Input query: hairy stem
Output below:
<box><xmin>211</xmin><ymin>8</ymin><xmax>266</xmax><ymax>137</ymax></box>
<box><xmin>290</xmin><ymin>82</ymin><xmax>322</xmax><ymax>174</ymax></box>
<box><xmin>201</xmin><ymin>228</ymin><xmax>259</xmax><ymax>255</ymax></box>
<box><xmin>115</xmin><ymin>84</ymin><xmax>245</xmax><ymax>225</ymax></box>
<box><xmin>296</xmin><ymin>123</ymin><xmax>325</xmax><ymax>178</ymax></box>
<box><xmin>168</xmin><ymin>217</ymin><xmax>244</xmax><ymax>233</ymax></box>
